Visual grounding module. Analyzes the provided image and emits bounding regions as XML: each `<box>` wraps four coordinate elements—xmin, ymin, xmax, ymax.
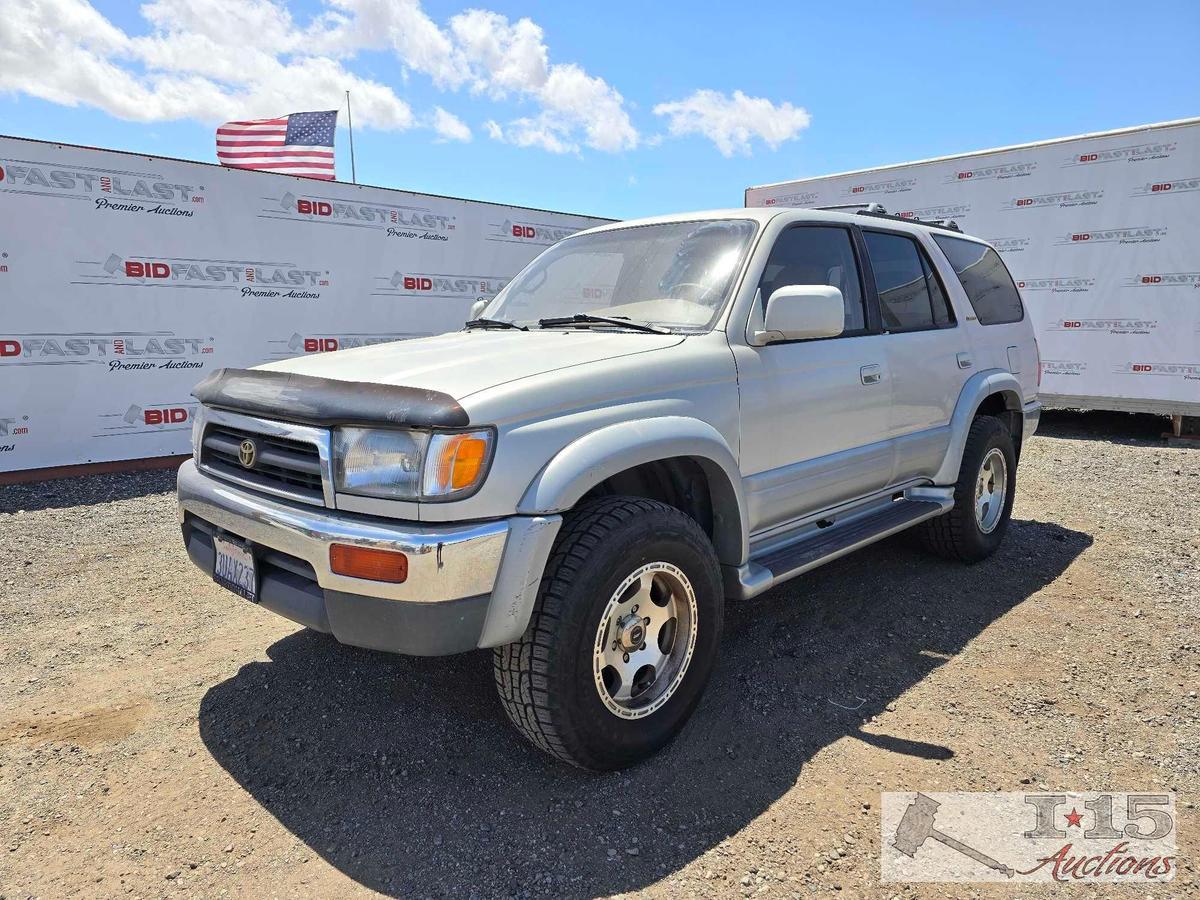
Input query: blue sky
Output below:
<box><xmin>2</xmin><ymin>0</ymin><xmax>1197</xmax><ymax>219</ymax></box>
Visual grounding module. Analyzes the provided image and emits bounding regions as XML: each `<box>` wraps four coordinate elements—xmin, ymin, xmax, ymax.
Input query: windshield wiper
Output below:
<box><xmin>465</xmin><ymin>317</ymin><xmax>528</xmax><ymax>331</ymax></box>
<box><xmin>536</xmin><ymin>314</ymin><xmax>668</xmax><ymax>335</ymax></box>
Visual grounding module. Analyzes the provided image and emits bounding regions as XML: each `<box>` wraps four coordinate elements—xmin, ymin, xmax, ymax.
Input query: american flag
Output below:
<box><xmin>216</xmin><ymin>110</ymin><xmax>338</xmax><ymax>180</ymax></box>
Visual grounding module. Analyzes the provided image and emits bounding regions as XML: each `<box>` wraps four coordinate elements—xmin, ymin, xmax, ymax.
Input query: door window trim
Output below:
<box><xmin>756</xmin><ymin>221</ymin><xmax>881</xmax><ymax>343</ymax></box>
<box><xmin>857</xmin><ymin>226</ymin><xmax>958</xmax><ymax>334</ymax></box>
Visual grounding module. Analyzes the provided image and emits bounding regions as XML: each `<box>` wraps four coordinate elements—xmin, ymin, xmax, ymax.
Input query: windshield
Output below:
<box><xmin>480</xmin><ymin>219</ymin><xmax>758</xmax><ymax>332</ymax></box>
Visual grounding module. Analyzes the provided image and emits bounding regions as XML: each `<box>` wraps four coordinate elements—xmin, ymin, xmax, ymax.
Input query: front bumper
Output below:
<box><xmin>177</xmin><ymin>460</ymin><xmax>560</xmax><ymax>655</ymax></box>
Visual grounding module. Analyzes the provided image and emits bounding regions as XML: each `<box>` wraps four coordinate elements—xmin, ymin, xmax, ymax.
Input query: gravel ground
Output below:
<box><xmin>0</xmin><ymin>410</ymin><xmax>1196</xmax><ymax>899</ymax></box>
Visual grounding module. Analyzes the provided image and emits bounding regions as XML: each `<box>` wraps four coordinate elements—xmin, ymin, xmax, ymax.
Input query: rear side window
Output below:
<box><xmin>758</xmin><ymin>226</ymin><xmax>867</xmax><ymax>334</ymax></box>
<box><xmin>863</xmin><ymin>231</ymin><xmax>952</xmax><ymax>332</ymax></box>
<box><xmin>933</xmin><ymin>235</ymin><xmax>1025</xmax><ymax>325</ymax></box>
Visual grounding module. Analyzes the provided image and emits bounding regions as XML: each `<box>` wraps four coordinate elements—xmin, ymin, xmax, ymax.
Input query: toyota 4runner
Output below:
<box><xmin>178</xmin><ymin>206</ymin><xmax>1040</xmax><ymax>769</ymax></box>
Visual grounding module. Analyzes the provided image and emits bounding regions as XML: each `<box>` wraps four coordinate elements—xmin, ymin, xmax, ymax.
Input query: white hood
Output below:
<box><xmin>255</xmin><ymin>329</ymin><xmax>684</xmax><ymax>401</ymax></box>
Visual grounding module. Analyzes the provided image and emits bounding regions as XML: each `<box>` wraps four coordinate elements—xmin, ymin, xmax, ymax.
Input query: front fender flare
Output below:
<box><xmin>933</xmin><ymin>369</ymin><xmax>1023</xmax><ymax>484</ymax></box>
<box><xmin>517</xmin><ymin>416</ymin><xmax>748</xmax><ymax>565</ymax></box>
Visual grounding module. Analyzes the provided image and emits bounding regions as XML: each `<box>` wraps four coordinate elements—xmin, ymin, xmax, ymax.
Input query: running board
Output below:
<box><xmin>729</xmin><ymin>494</ymin><xmax>953</xmax><ymax>600</ymax></box>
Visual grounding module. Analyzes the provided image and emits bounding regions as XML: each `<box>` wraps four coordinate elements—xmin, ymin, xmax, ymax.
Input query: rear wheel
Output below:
<box><xmin>494</xmin><ymin>496</ymin><xmax>723</xmax><ymax>770</ymax></box>
<box><xmin>916</xmin><ymin>415</ymin><xmax>1016</xmax><ymax>562</ymax></box>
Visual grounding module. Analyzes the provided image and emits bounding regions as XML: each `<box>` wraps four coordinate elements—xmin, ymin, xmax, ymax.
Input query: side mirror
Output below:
<box><xmin>755</xmin><ymin>284</ymin><xmax>844</xmax><ymax>343</ymax></box>
<box><xmin>468</xmin><ymin>298</ymin><xmax>489</xmax><ymax>320</ymax></box>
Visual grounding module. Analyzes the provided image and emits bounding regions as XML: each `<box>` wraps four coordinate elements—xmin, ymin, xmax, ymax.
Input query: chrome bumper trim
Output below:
<box><xmin>177</xmin><ymin>460</ymin><xmax>507</xmax><ymax>602</ymax></box>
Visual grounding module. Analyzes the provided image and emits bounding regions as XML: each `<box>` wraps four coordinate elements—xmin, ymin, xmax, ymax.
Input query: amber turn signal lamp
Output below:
<box><xmin>329</xmin><ymin>544</ymin><xmax>409</xmax><ymax>583</ymax></box>
<box><xmin>432</xmin><ymin>434</ymin><xmax>489</xmax><ymax>491</ymax></box>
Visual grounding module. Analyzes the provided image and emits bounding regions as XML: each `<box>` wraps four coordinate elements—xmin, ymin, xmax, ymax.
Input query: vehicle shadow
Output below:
<box><xmin>1035</xmin><ymin>409</ymin><xmax>1170</xmax><ymax>446</ymax></box>
<box><xmin>198</xmin><ymin>517</ymin><xmax>1090</xmax><ymax>898</ymax></box>
<box><xmin>0</xmin><ymin>467</ymin><xmax>177</xmax><ymax>514</ymax></box>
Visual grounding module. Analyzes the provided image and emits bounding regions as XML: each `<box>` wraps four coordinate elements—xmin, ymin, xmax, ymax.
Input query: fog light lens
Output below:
<box><xmin>329</xmin><ymin>544</ymin><xmax>409</xmax><ymax>583</ymax></box>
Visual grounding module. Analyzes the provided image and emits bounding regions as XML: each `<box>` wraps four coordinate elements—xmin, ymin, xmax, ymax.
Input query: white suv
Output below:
<box><xmin>178</xmin><ymin>206</ymin><xmax>1040</xmax><ymax>769</ymax></box>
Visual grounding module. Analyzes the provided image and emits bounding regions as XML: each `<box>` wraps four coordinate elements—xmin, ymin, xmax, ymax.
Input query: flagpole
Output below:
<box><xmin>345</xmin><ymin>90</ymin><xmax>357</xmax><ymax>184</ymax></box>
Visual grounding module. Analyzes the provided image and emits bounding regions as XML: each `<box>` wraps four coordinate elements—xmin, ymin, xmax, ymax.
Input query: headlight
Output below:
<box><xmin>333</xmin><ymin>427</ymin><xmax>494</xmax><ymax>501</ymax></box>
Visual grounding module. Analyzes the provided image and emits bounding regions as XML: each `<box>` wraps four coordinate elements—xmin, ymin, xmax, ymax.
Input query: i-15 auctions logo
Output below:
<box><xmin>75</xmin><ymin>253</ymin><xmax>329</xmax><ymax>300</ymax></box>
<box><xmin>0</xmin><ymin>331</ymin><xmax>214</xmax><ymax>373</ymax></box>
<box><xmin>0</xmin><ymin>160</ymin><xmax>206</xmax><ymax>217</ymax></box>
<box><xmin>265</xmin><ymin>192</ymin><xmax>456</xmax><ymax>242</ymax></box>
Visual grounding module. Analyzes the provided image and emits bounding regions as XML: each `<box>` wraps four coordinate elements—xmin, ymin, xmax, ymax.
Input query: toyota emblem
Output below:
<box><xmin>238</xmin><ymin>438</ymin><xmax>257</xmax><ymax>469</ymax></box>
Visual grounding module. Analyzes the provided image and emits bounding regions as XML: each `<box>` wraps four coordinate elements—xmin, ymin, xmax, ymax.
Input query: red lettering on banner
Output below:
<box><xmin>958</xmin><ymin>172</ymin><xmax>972</xmax><ymax>180</ymax></box>
<box><xmin>1151</xmin><ymin>183</ymin><xmax>1171</xmax><ymax>192</ymax></box>
<box><xmin>297</xmin><ymin>199</ymin><xmax>333</xmax><ymax>216</ymax></box>
<box><xmin>125</xmin><ymin>261</ymin><xmax>170</xmax><ymax>278</ymax></box>
<box><xmin>1142</xmin><ymin>276</ymin><xmax>1162</xmax><ymax>284</ymax></box>
<box><xmin>402</xmin><ymin>276</ymin><xmax>433</xmax><ymax>291</ymax></box>
<box><xmin>144</xmin><ymin>408</ymin><xmax>189</xmax><ymax>425</ymax></box>
<box><xmin>850</xmin><ymin>186</ymin><xmax>864</xmax><ymax>194</ymax></box>
<box><xmin>1072</xmin><ymin>234</ymin><xmax>1090</xmax><ymax>241</ymax></box>
<box><xmin>511</xmin><ymin>225</ymin><xmax>536</xmax><ymax>238</ymax></box>
<box><xmin>303</xmin><ymin>338</ymin><xmax>339</xmax><ymax>352</ymax></box>
<box><xmin>0</xmin><ymin>339</ymin><xmax>20</xmax><ymax>357</ymax></box>
<box><xmin>1079</xmin><ymin>153</ymin><xmax>1098</xmax><ymax>162</ymax></box>
<box><xmin>1132</xmin><ymin>365</ymin><xmax>1152</xmax><ymax>372</ymax></box>
<box><xmin>1016</xmin><ymin>198</ymin><xmax>1033</xmax><ymax>206</ymax></box>
<box><xmin>1064</xmin><ymin>321</ymin><xmax>1082</xmax><ymax>328</ymax></box>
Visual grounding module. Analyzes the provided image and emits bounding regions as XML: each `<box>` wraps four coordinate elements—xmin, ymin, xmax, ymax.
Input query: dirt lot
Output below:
<box><xmin>0</xmin><ymin>411</ymin><xmax>1196</xmax><ymax>899</ymax></box>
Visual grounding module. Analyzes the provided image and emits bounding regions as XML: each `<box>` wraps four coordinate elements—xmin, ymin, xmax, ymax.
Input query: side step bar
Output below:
<box><xmin>730</xmin><ymin>493</ymin><xmax>954</xmax><ymax>600</ymax></box>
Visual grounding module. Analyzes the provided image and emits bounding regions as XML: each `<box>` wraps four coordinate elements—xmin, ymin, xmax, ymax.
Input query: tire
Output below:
<box><xmin>494</xmin><ymin>496</ymin><xmax>723</xmax><ymax>770</ymax></box>
<box><xmin>916</xmin><ymin>415</ymin><xmax>1016</xmax><ymax>563</ymax></box>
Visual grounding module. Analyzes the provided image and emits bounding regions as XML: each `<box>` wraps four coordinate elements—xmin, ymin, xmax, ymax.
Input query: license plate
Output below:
<box><xmin>213</xmin><ymin>534</ymin><xmax>257</xmax><ymax>602</ymax></box>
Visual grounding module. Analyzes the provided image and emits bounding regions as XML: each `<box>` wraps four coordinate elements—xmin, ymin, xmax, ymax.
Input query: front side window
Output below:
<box><xmin>483</xmin><ymin>219</ymin><xmax>758</xmax><ymax>332</ymax></box>
<box><xmin>757</xmin><ymin>226</ymin><xmax>867</xmax><ymax>334</ymax></box>
<box><xmin>932</xmin><ymin>235</ymin><xmax>1025</xmax><ymax>325</ymax></box>
<box><xmin>863</xmin><ymin>231</ymin><xmax>950</xmax><ymax>332</ymax></box>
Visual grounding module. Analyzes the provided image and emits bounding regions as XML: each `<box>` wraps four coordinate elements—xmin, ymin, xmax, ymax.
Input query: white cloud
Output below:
<box><xmin>431</xmin><ymin>106</ymin><xmax>471</xmax><ymax>142</ymax></box>
<box><xmin>653</xmin><ymin>89</ymin><xmax>811</xmax><ymax>157</ymax></box>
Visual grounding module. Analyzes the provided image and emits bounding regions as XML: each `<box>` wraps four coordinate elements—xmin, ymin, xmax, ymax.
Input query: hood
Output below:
<box><xmin>255</xmin><ymin>329</ymin><xmax>684</xmax><ymax>401</ymax></box>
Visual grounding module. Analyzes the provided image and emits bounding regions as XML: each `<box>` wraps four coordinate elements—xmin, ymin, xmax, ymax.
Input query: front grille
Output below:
<box><xmin>200</xmin><ymin>424</ymin><xmax>324</xmax><ymax>504</ymax></box>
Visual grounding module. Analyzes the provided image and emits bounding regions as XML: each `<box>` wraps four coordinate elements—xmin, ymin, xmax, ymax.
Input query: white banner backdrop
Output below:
<box><xmin>746</xmin><ymin>120</ymin><xmax>1200</xmax><ymax>416</ymax></box>
<box><xmin>0</xmin><ymin>136</ymin><xmax>609</xmax><ymax>473</ymax></box>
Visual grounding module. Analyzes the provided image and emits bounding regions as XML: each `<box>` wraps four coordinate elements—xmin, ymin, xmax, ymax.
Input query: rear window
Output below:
<box><xmin>933</xmin><ymin>236</ymin><xmax>1025</xmax><ymax>325</ymax></box>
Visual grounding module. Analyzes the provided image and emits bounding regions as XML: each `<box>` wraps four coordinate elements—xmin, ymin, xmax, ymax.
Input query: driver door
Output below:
<box><xmin>733</xmin><ymin>223</ymin><xmax>893</xmax><ymax>534</ymax></box>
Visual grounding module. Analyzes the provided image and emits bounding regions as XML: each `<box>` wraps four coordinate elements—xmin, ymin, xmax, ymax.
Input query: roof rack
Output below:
<box><xmin>811</xmin><ymin>202</ymin><xmax>962</xmax><ymax>233</ymax></box>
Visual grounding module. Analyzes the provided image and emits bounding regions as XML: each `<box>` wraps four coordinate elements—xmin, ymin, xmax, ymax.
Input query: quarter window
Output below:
<box><xmin>932</xmin><ymin>235</ymin><xmax>1025</xmax><ymax>325</ymax></box>
<box><xmin>758</xmin><ymin>226</ymin><xmax>867</xmax><ymax>334</ymax></box>
<box><xmin>863</xmin><ymin>231</ymin><xmax>953</xmax><ymax>332</ymax></box>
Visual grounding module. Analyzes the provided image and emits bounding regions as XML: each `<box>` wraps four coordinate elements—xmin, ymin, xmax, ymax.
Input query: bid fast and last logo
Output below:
<box><xmin>0</xmin><ymin>159</ymin><xmax>206</xmax><ymax>217</ymax></box>
<box><xmin>0</xmin><ymin>414</ymin><xmax>31</xmax><ymax>453</ymax></box>
<box><xmin>0</xmin><ymin>332</ymin><xmax>214</xmax><ymax>373</ymax></box>
<box><xmin>262</xmin><ymin>192</ymin><xmax>457</xmax><ymax>242</ymax></box>
<box><xmin>74</xmin><ymin>253</ymin><xmax>330</xmax><ymax>300</ymax></box>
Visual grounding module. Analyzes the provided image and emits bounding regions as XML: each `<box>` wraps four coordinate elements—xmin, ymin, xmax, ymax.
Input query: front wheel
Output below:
<box><xmin>916</xmin><ymin>415</ymin><xmax>1017</xmax><ymax>563</ymax></box>
<box><xmin>494</xmin><ymin>497</ymin><xmax>723</xmax><ymax>770</ymax></box>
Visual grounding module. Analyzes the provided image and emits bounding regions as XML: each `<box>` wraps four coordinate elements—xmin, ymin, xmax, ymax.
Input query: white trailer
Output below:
<box><xmin>746</xmin><ymin>118</ymin><xmax>1200</xmax><ymax>423</ymax></box>
<box><xmin>0</xmin><ymin>135</ymin><xmax>610</xmax><ymax>476</ymax></box>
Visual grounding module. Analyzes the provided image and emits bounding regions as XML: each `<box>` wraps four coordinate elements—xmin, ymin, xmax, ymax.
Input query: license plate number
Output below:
<box><xmin>213</xmin><ymin>535</ymin><xmax>257</xmax><ymax>602</ymax></box>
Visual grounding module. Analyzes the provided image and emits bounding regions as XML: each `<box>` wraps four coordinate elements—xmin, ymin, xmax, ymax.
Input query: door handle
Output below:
<box><xmin>860</xmin><ymin>364</ymin><xmax>882</xmax><ymax>385</ymax></box>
